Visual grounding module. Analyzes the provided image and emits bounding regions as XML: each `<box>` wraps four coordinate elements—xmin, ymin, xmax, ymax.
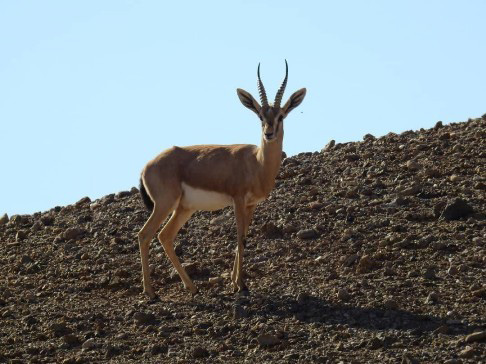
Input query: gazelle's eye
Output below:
<box><xmin>278</xmin><ymin>115</ymin><xmax>283</xmax><ymax>122</ymax></box>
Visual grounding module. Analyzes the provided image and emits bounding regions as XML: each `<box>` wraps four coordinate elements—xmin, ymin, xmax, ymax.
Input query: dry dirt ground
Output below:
<box><xmin>1</xmin><ymin>116</ymin><xmax>485</xmax><ymax>363</ymax></box>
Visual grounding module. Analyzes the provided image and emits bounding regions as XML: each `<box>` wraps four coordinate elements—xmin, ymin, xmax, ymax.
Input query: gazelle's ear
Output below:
<box><xmin>237</xmin><ymin>88</ymin><xmax>261</xmax><ymax>116</ymax></box>
<box><xmin>282</xmin><ymin>88</ymin><xmax>306</xmax><ymax>116</ymax></box>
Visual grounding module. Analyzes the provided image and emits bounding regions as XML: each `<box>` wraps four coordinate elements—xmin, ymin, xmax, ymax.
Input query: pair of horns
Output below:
<box><xmin>257</xmin><ymin>60</ymin><xmax>288</xmax><ymax>109</ymax></box>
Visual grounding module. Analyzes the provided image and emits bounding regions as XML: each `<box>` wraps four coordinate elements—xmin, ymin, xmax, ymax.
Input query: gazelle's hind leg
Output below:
<box><xmin>138</xmin><ymin>186</ymin><xmax>181</xmax><ymax>299</ymax></box>
<box><xmin>158</xmin><ymin>205</ymin><xmax>196</xmax><ymax>293</ymax></box>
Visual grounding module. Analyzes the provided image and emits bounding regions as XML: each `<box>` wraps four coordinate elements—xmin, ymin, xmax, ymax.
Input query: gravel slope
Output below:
<box><xmin>1</xmin><ymin>116</ymin><xmax>485</xmax><ymax>363</ymax></box>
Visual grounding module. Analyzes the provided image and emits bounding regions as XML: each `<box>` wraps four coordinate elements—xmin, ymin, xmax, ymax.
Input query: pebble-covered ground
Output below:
<box><xmin>1</xmin><ymin>116</ymin><xmax>485</xmax><ymax>363</ymax></box>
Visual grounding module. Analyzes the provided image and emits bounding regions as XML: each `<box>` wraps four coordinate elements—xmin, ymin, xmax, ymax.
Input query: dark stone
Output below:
<box><xmin>50</xmin><ymin>322</ymin><xmax>72</xmax><ymax>337</ymax></box>
<box><xmin>40</xmin><ymin>214</ymin><xmax>55</xmax><ymax>226</ymax></box>
<box><xmin>133</xmin><ymin>312</ymin><xmax>157</xmax><ymax>325</ymax></box>
<box><xmin>116</xmin><ymin>191</ymin><xmax>131</xmax><ymax>199</ymax></box>
<box><xmin>63</xmin><ymin>334</ymin><xmax>81</xmax><ymax>346</ymax></box>
<box><xmin>297</xmin><ymin>229</ymin><xmax>320</xmax><ymax>240</ymax></box>
<box><xmin>75</xmin><ymin>196</ymin><xmax>91</xmax><ymax>207</ymax></box>
<box><xmin>149</xmin><ymin>344</ymin><xmax>168</xmax><ymax>355</ymax></box>
<box><xmin>261</xmin><ymin>222</ymin><xmax>283</xmax><ymax>239</ymax></box>
<box><xmin>233</xmin><ymin>304</ymin><xmax>248</xmax><ymax>319</ymax></box>
<box><xmin>441</xmin><ymin>198</ymin><xmax>474</xmax><ymax>220</ymax></box>
<box><xmin>192</xmin><ymin>346</ymin><xmax>210</xmax><ymax>358</ymax></box>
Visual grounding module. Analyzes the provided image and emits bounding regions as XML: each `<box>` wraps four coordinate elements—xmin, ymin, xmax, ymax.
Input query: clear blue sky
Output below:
<box><xmin>1</xmin><ymin>1</ymin><xmax>485</xmax><ymax>216</ymax></box>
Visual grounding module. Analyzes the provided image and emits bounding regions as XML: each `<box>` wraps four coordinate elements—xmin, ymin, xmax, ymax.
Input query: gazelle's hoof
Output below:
<box><xmin>186</xmin><ymin>284</ymin><xmax>198</xmax><ymax>295</ymax></box>
<box><xmin>232</xmin><ymin>281</ymin><xmax>249</xmax><ymax>294</ymax></box>
<box><xmin>143</xmin><ymin>288</ymin><xmax>156</xmax><ymax>299</ymax></box>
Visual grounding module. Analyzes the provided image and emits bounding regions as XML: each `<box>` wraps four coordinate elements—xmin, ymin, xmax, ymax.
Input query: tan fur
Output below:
<box><xmin>137</xmin><ymin>65</ymin><xmax>306</xmax><ymax>298</ymax></box>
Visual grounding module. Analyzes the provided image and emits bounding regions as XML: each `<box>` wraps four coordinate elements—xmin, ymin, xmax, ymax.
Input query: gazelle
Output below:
<box><xmin>138</xmin><ymin>61</ymin><xmax>306</xmax><ymax>298</ymax></box>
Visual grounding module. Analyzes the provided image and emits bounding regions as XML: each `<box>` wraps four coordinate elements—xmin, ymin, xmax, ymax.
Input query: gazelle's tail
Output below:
<box><xmin>139</xmin><ymin>177</ymin><xmax>154</xmax><ymax>212</ymax></box>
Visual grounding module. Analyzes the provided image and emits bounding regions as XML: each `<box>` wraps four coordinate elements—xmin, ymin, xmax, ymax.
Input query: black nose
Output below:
<box><xmin>265</xmin><ymin>133</ymin><xmax>273</xmax><ymax>138</ymax></box>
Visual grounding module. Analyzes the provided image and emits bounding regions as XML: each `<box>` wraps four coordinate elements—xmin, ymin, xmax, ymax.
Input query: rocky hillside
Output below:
<box><xmin>1</xmin><ymin>116</ymin><xmax>485</xmax><ymax>363</ymax></box>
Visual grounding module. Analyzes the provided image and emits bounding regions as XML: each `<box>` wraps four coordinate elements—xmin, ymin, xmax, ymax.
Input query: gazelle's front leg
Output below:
<box><xmin>231</xmin><ymin>199</ymin><xmax>253</xmax><ymax>292</ymax></box>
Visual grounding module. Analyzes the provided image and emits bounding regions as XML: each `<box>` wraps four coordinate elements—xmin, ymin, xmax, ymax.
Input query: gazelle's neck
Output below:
<box><xmin>257</xmin><ymin>133</ymin><xmax>283</xmax><ymax>193</ymax></box>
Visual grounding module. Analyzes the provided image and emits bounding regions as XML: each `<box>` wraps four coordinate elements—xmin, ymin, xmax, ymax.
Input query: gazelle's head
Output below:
<box><xmin>237</xmin><ymin>60</ymin><xmax>306</xmax><ymax>142</ymax></box>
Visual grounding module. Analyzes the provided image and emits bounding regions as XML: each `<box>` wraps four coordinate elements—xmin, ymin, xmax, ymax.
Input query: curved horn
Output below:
<box><xmin>257</xmin><ymin>63</ymin><xmax>269</xmax><ymax>107</ymax></box>
<box><xmin>274</xmin><ymin>59</ymin><xmax>288</xmax><ymax>108</ymax></box>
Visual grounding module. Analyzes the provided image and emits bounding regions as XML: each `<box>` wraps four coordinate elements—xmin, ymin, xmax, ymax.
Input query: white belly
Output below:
<box><xmin>181</xmin><ymin>182</ymin><xmax>233</xmax><ymax>211</ymax></box>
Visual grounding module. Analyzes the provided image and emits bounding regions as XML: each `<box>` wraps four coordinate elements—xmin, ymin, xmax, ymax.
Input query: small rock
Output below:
<box><xmin>434</xmin><ymin>120</ymin><xmax>443</xmax><ymax>129</ymax></box>
<box><xmin>50</xmin><ymin>322</ymin><xmax>72</xmax><ymax>337</ymax></box>
<box><xmin>439</xmin><ymin>132</ymin><xmax>451</xmax><ymax>140</ymax></box>
<box><xmin>322</xmin><ymin>140</ymin><xmax>335</xmax><ymax>152</ymax></box>
<box><xmin>399</xmin><ymin>184</ymin><xmax>422</xmax><ymax>196</ymax></box>
<box><xmin>22</xmin><ymin>315</ymin><xmax>38</xmax><ymax>326</ymax></box>
<box><xmin>0</xmin><ymin>213</ymin><xmax>8</xmax><ymax>225</ymax></box>
<box><xmin>31</xmin><ymin>220</ymin><xmax>43</xmax><ymax>232</ymax></box>
<box><xmin>82</xmin><ymin>338</ymin><xmax>96</xmax><ymax>350</ymax></box>
<box><xmin>433</xmin><ymin>201</ymin><xmax>447</xmax><ymax>218</ymax></box>
<box><xmin>283</xmin><ymin>353</ymin><xmax>300</xmax><ymax>360</ymax></box>
<box><xmin>133</xmin><ymin>312</ymin><xmax>156</xmax><ymax>325</ymax></box>
<box><xmin>449</xmin><ymin>174</ymin><xmax>462</xmax><ymax>182</ymax></box>
<box><xmin>75</xmin><ymin>196</ymin><xmax>91</xmax><ymax>207</ymax></box>
<box><xmin>40</xmin><ymin>215</ymin><xmax>55</xmax><ymax>226</ymax></box>
<box><xmin>337</xmin><ymin>288</ymin><xmax>351</xmax><ymax>301</ymax></box>
<box><xmin>474</xmin><ymin>181</ymin><xmax>486</xmax><ymax>190</ymax></box>
<box><xmin>423</xmin><ymin>267</ymin><xmax>437</xmax><ymax>280</ymax></box>
<box><xmin>447</xmin><ymin>265</ymin><xmax>459</xmax><ymax>275</ymax></box>
<box><xmin>426</xmin><ymin>292</ymin><xmax>439</xmax><ymax>304</ymax></box>
<box><xmin>261</xmin><ymin>222</ymin><xmax>283</xmax><ymax>239</ymax></box>
<box><xmin>116</xmin><ymin>190</ymin><xmax>131</xmax><ymax>198</ymax></box>
<box><xmin>106</xmin><ymin>344</ymin><xmax>122</xmax><ymax>358</ymax></box>
<box><xmin>208</xmin><ymin>277</ymin><xmax>223</xmax><ymax>285</ymax></box>
<box><xmin>327</xmin><ymin>271</ymin><xmax>338</xmax><ymax>280</ymax></box>
<box><xmin>458</xmin><ymin>346</ymin><xmax>475</xmax><ymax>358</ymax></box>
<box><xmin>342</xmin><ymin>254</ymin><xmax>359</xmax><ymax>267</ymax></box>
<box><xmin>192</xmin><ymin>346</ymin><xmax>210</xmax><ymax>358</ymax></box>
<box><xmin>63</xmin><ymin>334</ymin><xmax>81</xmax><ymax>346</ymax></box>
<box><xmin>465</xmin><ymin>331</ymin><xmax>486</xmax><ymax>343</ymax></box>
<box><xmin>89</xmin><ymin>201</ymin><xmax>101</xmax><ymax>210</ymax></box>
<box><xmin>297</xmin><ymin>228</ymin><xmax>319</xmax><ymax>240</ymax></box>
<box><xmin>402</xmin><ymin>352</ymin><xmax>419</xmax><ymax>364</ymax></box>
<box><xmin>149</xmin><ymin>344</ymin><xmax>167</xmax><ymax>355</ymax></box>
<box><xmin>9</xmin><ymin>215</ymin><xmax>24</xmax><ymax>226</ymax></box>
<box><xmin>63</xmin><ymin>227</ymin><xmax>85</xmax><ymax>241</ymax></box>
<box><xmin>471</xmin><ymin>288</ymin><xmax>486</xmax><ymax>298</ymax></box>
<box><xmin>433</xmin><ymin>325</ymin><xmax>449</xmax><ymax>334</ymax></box>
<box><xmin>181</xmin><ymin>262</ymin><xmax>199</xmax><ymax>276</ymax></box>
<box><xmin>16</xmin><ymin>230</ymin><xmax>28</xmax><ymax>241</ymax></box>
<box><xmin>130</xmin><ymin>186</ymin><xmax>139</xmax><ymax>194</ymax></box>
<box><xmin>441</xmin><ymin>198</ymin><xmax>474</xmax><ymax>221</ymax></box>
<box><xmin>424</xmin><ymin>167</ymin><xmax>441</xmax><ymax>178</ymax></box>
<box><xmin>233</xmin><ymin>304</ymin><xmax>248</xmax><ymax>319</ymax></box>
<box><xmin>345</xmin><ymin>153</ymin><xmax>360</xmax><ymax>162</ymax></box>
<box><xmin>257</xmin><ymin>334</ymin><xmax>280</xmax><ymax>347</ymax></box>
<box><xmin>210</xmin><ymin>215</ymin><xmax>226</xmax><ymax>225</ymax></box>
<box><xmin>282</xmin><ymin>223</ymin><xmax>299</xmax><ymax>234</ymax></box>
<box><xmin>21</xmin><ymin>255</ymin><xmax>33</xmax><ymax>264</ymax></box>
<box><xmin>391</xmin><ymin>196</ymin><xmax>409</xmax><ymax>206</ymax></box>
<box><xmin>356</xmin><ymin>255</ymin><xmax>376</xmax><ymax>274</ymax></box>
<box><xmin>308</xmin><ymin>201</ymin><xmax>324</xmax><ymax>210</ymax></box>
<box><xmin>384</xmin><ymin>299</ymin><xmax>399</xmax><ymax>310</ymax></box>
<box><xmin>363</xmin><ymin>133</ymin><xmax>376</xmax><ymax>141</ymax></box>
<box><xmin>368</xmin><ymin>337</ymin><xmax>382</xmax><ymax>350</ymax></box>
<box><xmin>406</xmin><ymin>160</ymin><xmax>420</xmax><ymax>171</ymax></box>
